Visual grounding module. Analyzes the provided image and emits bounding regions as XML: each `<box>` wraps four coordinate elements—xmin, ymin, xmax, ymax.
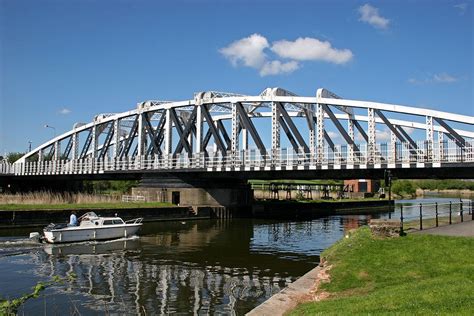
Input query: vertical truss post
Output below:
<box><xmin>53</xmin><ymin>141</ymin><xmax>60</xmax><ymax>161</ymax></box>
<box><xmin>368</xmin><ymin>108</ymin><xmax>376</xmax><ymax>164</ymax></box>
<box><xmin>308</xmin><ymin>105</ymin><xmax>316</xmax><ymax>164</ymax></box>
<box><xmin>91</xmin><ymin>125</ymin><xmax>97</xmax><ymax>159</ymax></box>
<box><xmin>316</xmin><ymin>103</ymin><xmax>325</xmax><ymax>163</ymax></box>
<box><xmin>164</xmin><ymin>109</ymin><xmax>172</xmax><ymax>165</ymax></box>
<box><xmin>113</xmin><ymin>119</ymin><xmax>120</xmax><ymax>159</ymax></box>
<box><xmin>137</xmin><ymin>112</ymin><xmax>145</xmax><ymax>157</ymax></box>
<box><xmin>195</xmin><ymin>105</ymin><xmax>203</xmax><ymax>166</ymax></box>
<box><xmin>72</xmin><ymin>133</ymin><xmax>78</xmax><ymax>160</ymax></box>
<box><xmin>231</xmin><ymin>103</ymin><xmax>240</xmax><ymax>165</ymax></box>
<box><xmin>347</xmin><ymin>118</ymin><xmax>355</xmax><ymax>163</ymax></box>
<box><xmin>38</xmin><ymin>149</ymin><xmax>43</xmax><ymax>162</ymax></box>
<box><xmin>390</xmin><ymin>130</ymin><xmax>397</xmax><ymax>163</ymax></box>
<box><xmin>437</xmin><ymin>131</ymin><xmax>444</xmax><ymax>162</ymax></box>
<box><xmin>271</xmin><ymin>101</ymin><xmax>280</xmax><ymax>163</ymax></box>
<box><xmin>426</xmin><ymin>116</ymin><xmax>433</xmax><ymax>161</ymax></box>
<box><xmin>195</xmin><ymin>105</ymin><xmax>203</xmax><ymax>152</ymax></box>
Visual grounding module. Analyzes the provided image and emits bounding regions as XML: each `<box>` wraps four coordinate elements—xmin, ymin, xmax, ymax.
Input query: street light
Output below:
<box><xmin>44</xmin><ymin>124</ymin><xmax>56</xmax><ymax>137</ymax></box>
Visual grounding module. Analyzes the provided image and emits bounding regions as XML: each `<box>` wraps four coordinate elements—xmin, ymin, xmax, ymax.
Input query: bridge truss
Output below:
<box><xmin>3</xmin><ymin>87</ymin><xmax>474</xmax><ymax>177</ymax></box>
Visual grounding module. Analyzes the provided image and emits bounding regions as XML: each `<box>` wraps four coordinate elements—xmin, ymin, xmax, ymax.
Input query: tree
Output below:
<box><xmin>6</xmin><ymin>152</ymin><xmax>25</xmax><ymax>163</ymax></box>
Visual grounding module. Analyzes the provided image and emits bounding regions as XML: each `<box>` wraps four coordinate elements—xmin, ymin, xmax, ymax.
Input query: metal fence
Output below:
<box><xmin>400</xmin><ymin>199</ymin><xmax>473</xmax><ymax>232</ymax></box>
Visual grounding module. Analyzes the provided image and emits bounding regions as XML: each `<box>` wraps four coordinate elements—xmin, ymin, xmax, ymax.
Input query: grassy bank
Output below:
<box><xmin>291</xmin><ymin>227</ymin><xmax>474</xmax><ymax>315</ymax></box>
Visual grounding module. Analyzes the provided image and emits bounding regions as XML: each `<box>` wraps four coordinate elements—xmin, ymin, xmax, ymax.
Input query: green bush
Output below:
<box><xmin>391</xmin><ymin>180</ymin><xmax>416</xmax><ymax>197</ymax></box>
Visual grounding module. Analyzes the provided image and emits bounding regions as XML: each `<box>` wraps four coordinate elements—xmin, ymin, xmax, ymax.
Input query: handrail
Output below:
<box><xmin>125</xmin><ymin>218</ymin><xmax>143</xmax><ymax>224</ymax></box>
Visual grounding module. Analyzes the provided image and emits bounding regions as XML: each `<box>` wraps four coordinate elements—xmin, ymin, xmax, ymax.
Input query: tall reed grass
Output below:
<box><xmin>0</xmin><ymin>191</ymin><xmax>120</xmax><ymax>205</ymax></box>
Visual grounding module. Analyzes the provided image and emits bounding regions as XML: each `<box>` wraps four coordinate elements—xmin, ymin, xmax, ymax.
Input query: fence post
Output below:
<box><xmin>449</xmin><ymin>201</ymin><xmax>452</xmax><ymax>225</ymax></box>
<box><xmin>472</xmin><ymin>200</ymin><xmax>474</xmax><ymax>221</ymax></box>
<box><xmin>400</xmin><ymin>204</ymin><xmax>404</xmax><ymax>236</ymax></box>
<box><xmin>460</xmin><ymin>200</ymin><xmax>464</xmax><ymax>222</ymax></box>
<box><xmin>419</xmin><ymin>203</ymin><xmax>423</xmax><ymax>230</ymax></box>
<box><xmin>435</xmin><ymin>202</ymin><xmax>438</xmax><ymax>227</ymax></box>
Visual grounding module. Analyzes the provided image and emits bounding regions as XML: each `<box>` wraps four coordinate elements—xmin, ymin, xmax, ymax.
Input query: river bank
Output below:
<box><xmin>256</xmin><ymin>226</ymin><xmax>474</xmax><ymax>315</ymax></box>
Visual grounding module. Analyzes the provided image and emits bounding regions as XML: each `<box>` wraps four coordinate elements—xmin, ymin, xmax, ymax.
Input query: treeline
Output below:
<box><xmin>391</xmin><ymin>179</ymin><xmax>474</xmax><ymax>197</ymax></box>
<box><xmin>83</xmin><ymin>180</ymin><xmax>138</xmax><ymax>195</ymax></box>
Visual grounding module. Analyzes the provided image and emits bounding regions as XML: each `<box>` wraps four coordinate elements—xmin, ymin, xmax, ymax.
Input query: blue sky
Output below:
<box><xmin>0</xmin><ymin>0</ymin><xmax>472</xmax><ymax>154</ymax></box>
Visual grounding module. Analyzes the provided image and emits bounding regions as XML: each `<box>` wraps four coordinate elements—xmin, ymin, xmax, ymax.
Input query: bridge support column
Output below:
<box><xmin>133</xmin><ymin>174</ymin><xmax>253</xmax><ymax>212</ymax></box>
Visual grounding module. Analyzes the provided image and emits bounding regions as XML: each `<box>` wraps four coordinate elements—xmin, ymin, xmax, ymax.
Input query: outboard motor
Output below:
<box><xmin>29</xmin><ymin>232</ymin><xmax>41</xmax><ymax>243</ymax></box>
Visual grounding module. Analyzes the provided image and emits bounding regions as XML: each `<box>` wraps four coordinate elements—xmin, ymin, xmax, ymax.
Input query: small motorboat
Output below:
<box><xmin>43</xmin><ymin>212</ymin><xmax>143</xmax><ymax>244</ymax></box>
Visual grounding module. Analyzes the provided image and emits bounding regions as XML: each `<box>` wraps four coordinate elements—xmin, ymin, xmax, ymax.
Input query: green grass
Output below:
<box><xmin>0</xmin><ymin>202</ymin><xmax>174</xmax><ymax>211</ymax></box>
<box><xmin>290</xmin><ymin>227</ymin><xmax>474</xmax><ymax>315</ymax></box>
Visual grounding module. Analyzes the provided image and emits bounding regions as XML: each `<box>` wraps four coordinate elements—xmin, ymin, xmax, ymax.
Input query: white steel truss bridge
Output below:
<box><xmin>2</xmin><ymin>87</ymin><xmax>474</xmax><ymax>180</ymax></box>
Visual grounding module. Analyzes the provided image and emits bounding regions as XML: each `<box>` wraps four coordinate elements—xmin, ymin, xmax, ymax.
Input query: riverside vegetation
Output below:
<box><xmin>290</xmin><ymin>227</ymin><xmax>474</xmax><ymax>315</ymax></box>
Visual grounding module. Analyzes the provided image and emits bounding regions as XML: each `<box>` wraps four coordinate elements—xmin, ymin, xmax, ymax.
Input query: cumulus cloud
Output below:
<box><xmin>358</xmin><ymin>4</ymin><xmax>390</xmax><ymax>29</ymax></box>
<box><xmin>271</xmin><ymin>37</ymin><xmax>353</xmax><ymax>64</ymax></box>
<box><xmin>58</xmin><ymin>108</ymin><xmax>71</xmax><ymax>115</ymax></box>
<box><xmin>408</xmin><ymin>73</ymin><xmax>459</xmax><ymax>85</ymax></box>
<box><xmin>454</xmin><ymin>3</ymin><xmax>468</xmax><ymax>15</ymax></box>
<box><xmin>219</xmin><ymin>33</ymin><xmax>269</xmax><ymax>69</ymax></box>
<box><xmin>259</xmin><ymin>60</ymin><xmax>300</xmax><ymax>76</ymax></box>
<box><xmin>220</xmin><ymin>34</ymin><xmax>353</xmax><ymax>76</ymax></box>
<box><xmin>433</xmin><ymin>73</ymin><xmax>458</xmax><ymax>83</ymax></box>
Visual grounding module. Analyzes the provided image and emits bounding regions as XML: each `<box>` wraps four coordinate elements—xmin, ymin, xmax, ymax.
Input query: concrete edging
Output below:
<box><xmin>246</xmin><ymin>265</ymin><xmax>322</xmax><ymax>316</ymax></box>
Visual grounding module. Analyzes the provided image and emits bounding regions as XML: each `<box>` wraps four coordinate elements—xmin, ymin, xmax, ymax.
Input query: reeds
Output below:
<box><xmin>0</xmin><ymin>191</ymin><xmax>120</xmax><ymax>205</ymax></box>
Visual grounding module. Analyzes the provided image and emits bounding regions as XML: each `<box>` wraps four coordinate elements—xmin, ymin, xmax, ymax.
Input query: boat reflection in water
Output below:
<box><xmin>42</xmin><ymin>237</ymin><xmax>141</xmax><ymax>256</ymax></box>
<box><xmin>8</xmin><ymin>217</ymin><xmax>367</xmax><ymax>315</ymax></box>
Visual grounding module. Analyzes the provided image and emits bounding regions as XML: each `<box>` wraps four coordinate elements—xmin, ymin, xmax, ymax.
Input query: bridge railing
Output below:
<box><xmin>2</xmin><ymin>140</ymin><xmax>473</xmax><ymax>176</ymax></box>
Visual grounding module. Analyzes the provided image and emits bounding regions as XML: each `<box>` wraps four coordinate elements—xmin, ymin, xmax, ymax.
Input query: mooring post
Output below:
<box><xmin>460</xmin><ymin>199</ymin><xmax>464</xmax><ymax>222</ymax></box>
<box><xmin>400</xmin><ymin>204</ymin><xmax>404</xmax><ymax>236</ymax></box>
<box><xmin>449</xmin><ymin>201</ymin><xmax>452</xmax><ymax>225</ymax></box>
<box><xmin>419</xmin><ymin>203</ymin><xmax>423</xmax><ymax>230</ymax></box>
<box><xmin>435</xmin><ymin>202</ymin><xmax>438</xmax><ymax>227</ymax></box>
<box><xmin>471</xmin><ymin>200</ymin><xmax>474</xmax><ymax>220</ymax></box>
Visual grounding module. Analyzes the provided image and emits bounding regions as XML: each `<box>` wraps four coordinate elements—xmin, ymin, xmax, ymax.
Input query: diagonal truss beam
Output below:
<box><xmin>98</xmin><ymin>122</ymin><xmax>114</xmax><ymax>159</ymax></box>
<box><xmin>201</xmin><ymin>105</ymin><xmax>227</xmax><ymax>153</ymax></box>
<box><xmin>397</xmin><ymin>126</ymin><xmax>418</xmax><ymax>150</ymax></box>
<box><xmin>170</xmin><ymin>108</ymin><xmax>194</xmax><ymax>157</ymax></box>
<box><xmin>279</xmin><ymin>117</ymin><xmax>299</xmax><ymax>152</ymax></box>
<box><xmin>322</xmin><ymin>104</ymin><xmax>361</xmax><ymax>152</ymax></box>
<box><xmin>217</xmin><ymin>120</ymin><xmax>231</xmax><ymax>150</ymax></box>
<box><xmin>80</xmin><ymin>129</ymin><xmax>93</xmax><ymax>159</ymax></box>
<box><xmin>235</xmin><ymin>102</ymin><xmax>267</xmax><ymax>157</ymax></box>
<box><xmin>276</xmin><ymin>102</ymin><xmax>309</xmax><ymax>153</ymax></box>
<box><xmin>119</xmin><ymin>115</ymin><xmax>139</xmax><ymax>158</ymax></box>
<box><xmin>433</xmin><ymin>117</ymin><xmax>466</xmax><ymax>147</ymax></box>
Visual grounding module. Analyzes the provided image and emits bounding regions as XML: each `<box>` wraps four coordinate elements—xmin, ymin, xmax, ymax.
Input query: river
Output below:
<box><xmin>0</xmin><ymin>196</ymin><xmax>468</xmax><ymax>315</ymax></box>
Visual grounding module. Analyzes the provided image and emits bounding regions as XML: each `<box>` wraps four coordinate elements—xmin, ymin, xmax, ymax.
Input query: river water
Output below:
<box><xmin>0</xmin><ymin>196</ymin><xmax>468</xmax><ymax>315</ymax></box>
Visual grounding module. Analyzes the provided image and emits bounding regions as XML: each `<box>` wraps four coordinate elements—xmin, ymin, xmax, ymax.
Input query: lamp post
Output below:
<box><xmin>44</xmin><ymin>124</ymin><xmax>56</xmax><ymax>137</ymax></box>
<box><xmin>28</xmin><ymin>141</ymin><xmax>32</xmax><ymax>152</ymax></box>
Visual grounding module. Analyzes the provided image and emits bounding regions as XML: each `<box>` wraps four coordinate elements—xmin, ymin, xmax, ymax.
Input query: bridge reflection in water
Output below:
<box><xmin>7</xmin><ymin>217</ymin><xmax>368</xmax><ymax>315</ymax></box>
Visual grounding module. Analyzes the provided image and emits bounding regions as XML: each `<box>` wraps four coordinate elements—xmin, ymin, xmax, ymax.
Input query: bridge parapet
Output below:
<box><xmin>3</xmin><ymin>140</ymin><xmax>473</xmax><ymax>177</ymax></box>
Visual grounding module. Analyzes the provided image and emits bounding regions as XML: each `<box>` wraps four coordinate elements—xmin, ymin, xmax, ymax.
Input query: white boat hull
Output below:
<box><xmin>44</xmin><ymin>224</ymin><xmax>142</xmax><ymax>244</ymax></box>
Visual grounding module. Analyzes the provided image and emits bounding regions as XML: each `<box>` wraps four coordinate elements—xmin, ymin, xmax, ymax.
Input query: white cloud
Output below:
<box><xmin>219</xmin><ymin>33</ymin><xmax>268</xmax><ymax>69</ymax></box>
<box><xmin>220</xmin><ymin>34</ymin><xmax>353</xmax><ymax>76</ymax></box>
<box><xmin>376</xmin><ymin>129</ymin><xmax>391</xmax><ymax>142</ymax></box>
<box><xmin>408</xmin><ymin>73</ymin><xmax>459</xmax><ymax>85</ymax></box>
<box><xmin>259</xmin><ymin>60</ymin><xmax>299</xmax><ymax>76</ymax></box>
<box><xmin>454</xmin><ymin>3</ymin><xmax>468</xmax><ymax>15</ymax></box>
<box><xmin>433</xmin><ymin>73</ymin><xmax>458</xmax><ymax>83</ymax></box>
<box><xmin>358</xmin><ymin>4</ymin><xmax>390</xmax><ymax>29</ymax></box>
<box><xmin>327</xmin><ymin>131</ymin><xmax>340</xmax><ymax>140</ymax></box>
<box><xmin>59</xmin><ymin>108</ymin><xmax>71</xmax><ymax>115</ymax></box>
<box><xmin>271</xmin><ymin>37</ymin><xmax>353</xmax><ymax>64</ymax></box>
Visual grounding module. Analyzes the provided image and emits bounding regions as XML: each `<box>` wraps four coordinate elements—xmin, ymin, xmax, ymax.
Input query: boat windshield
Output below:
<box><xmin>79</xmin><ymin>212</ymin><xmax>99</xmax><ymax>221</ymax></box>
